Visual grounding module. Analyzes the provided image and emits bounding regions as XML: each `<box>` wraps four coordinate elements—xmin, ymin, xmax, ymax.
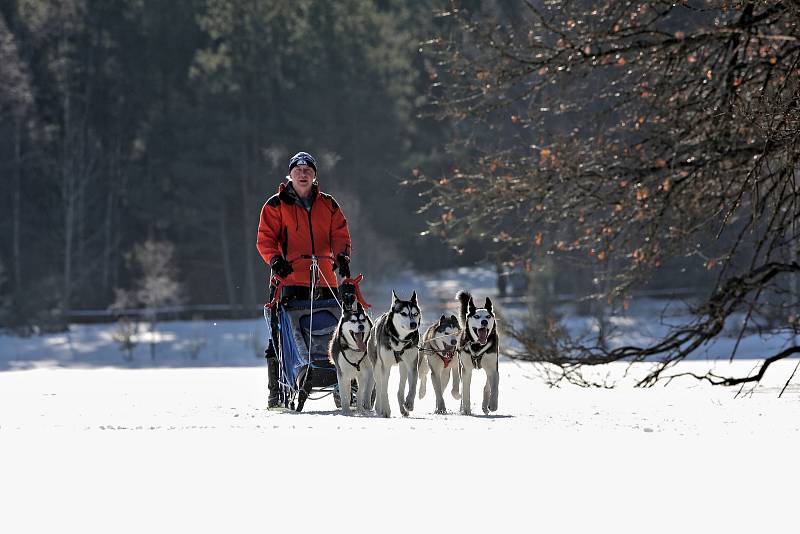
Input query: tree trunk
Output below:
<box><xmin>102</xmin><ymin>182</ymin><xmax>114</xmax><ymax>298</ymax></box>
<box><xmin>75</xmin><ymin>154</ymin><xmax>86</xmax><ymax>301</ymax></box>
<box><xmin>150</xmin><ymin>319</ymin><xmax>157</xmax><ymax>361</ymax></box>
<box><xmin>102</xmin><ymin>133</ymin><xmax>121</xmax><ymax>300</ymax></box>
<box><xmin>219</xmin><ymin>203</ymin><xmax>237</xmax><ymax>307</ymax></box>
<box><xmin>239</xmin><ymin>98</ymin><xmax>256</xmax><ymax>311</ymax></box>
<box><xmin>62</xmin><ymin>87</ymin><xmax>75</xmax><ymax>314</ymax></box>
<box><xmin>74</xmin><ymin>31</ymin><xmax>94</xmax><ymax>306</ymax></box>
<box><xmin>793</xmin><ymin>170</ymin><xmax>799</xmax><ymax>330</ymax></box>
<box><xmin>12</xmin><ymin>115</ymin><xmax>22</xmax><ymax>291</ymax></box>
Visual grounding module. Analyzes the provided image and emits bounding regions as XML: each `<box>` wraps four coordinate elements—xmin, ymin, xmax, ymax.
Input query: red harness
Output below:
<box><xmin>438</xmin><ymin>350</ymin><xmax>455</xmax><ymax>368</ymax></box>
<box><xmin>340</xmin><ymin>273</ymin><xmax>371</xmax><ymax>310</ymax></box>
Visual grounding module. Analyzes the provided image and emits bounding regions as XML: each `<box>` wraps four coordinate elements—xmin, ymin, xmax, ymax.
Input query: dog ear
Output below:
<box><xmin>391</xmin><ymin>290</ymin><xmax>398</xmax><ymax>303</ymax></box>
<box><xmin>467</xmin><ymin>296</ymin><xmax>476</xmax><ymax>315</ymax></box>
<box><xmin>439</xmin><ymin>314</ymin><xmax>447</xmax><ymax>325</ymax></box>
<box><xmin>410</xmin><ymin>290</ymin><xmax>417</xmax><ymax>305</ymax></box>
<box><xmin>449</xmin><ymin>314</ymin><xmax>458</xmax><ymax>325</ymax></box>
<box><xmin>356</xmin><ymin>301</ymin><xmax>364</xmax><ymax>315</ymax></box>
<box><xmin>484</xmin><ymin>297</ymin><xmax>493</xmax><ymax>314</ymax></box>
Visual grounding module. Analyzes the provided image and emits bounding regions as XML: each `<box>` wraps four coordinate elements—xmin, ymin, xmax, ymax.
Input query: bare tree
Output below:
<box><xmin>416</xmin><ymin>1</ymin><xmax>800</xmax><ymax>386</ymax></box>
<box><xmin>108</xmin><ymin>285</ymin><xmax>141</xmax><ymax>361</ymax></box>
<box><xmin>136</xmin><ymin>240</ymin><xmax>182</xmax><ymax>360</ymax></box>
<box><xmin>114</xmin><ymin>240</ymin><xmax>183</xmax><ymax>361</ymax></box>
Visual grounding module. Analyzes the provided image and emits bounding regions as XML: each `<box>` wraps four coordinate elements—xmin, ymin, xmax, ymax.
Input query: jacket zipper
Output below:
<box><xmin>303</xmin><ymin>204</ymin><xmax>316</xmax><ymax>288</ymax></box>
<box><xmin>305</xmin><ymin>207</ymin><xmax>316</xmax><ymax>255</ymax></box>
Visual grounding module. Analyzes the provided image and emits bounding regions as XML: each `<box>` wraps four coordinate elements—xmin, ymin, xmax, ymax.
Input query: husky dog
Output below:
<box><xmin>329</xmin><ymin>301</ymin><xmax>374</xmax><ymax>415</ymax></box>
<box><xmin>367</xmin><ymin>291</ymin><xmax>421</xmax><ymax>418</ymax></box>
<box><xmin>456</xmin><ymin>291</ymin><xmax>499</xmax><ymax>415</ymax></box>
<box><xmin>418</xmin><ymin>314</ymin><xmax>462</xmax><ymax>414</ymax></box>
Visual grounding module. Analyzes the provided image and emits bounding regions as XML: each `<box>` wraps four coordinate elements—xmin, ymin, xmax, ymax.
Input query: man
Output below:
<box><xmin>257</xmin><ymin>151</ymin><xmax>354</xmax><ymax>408</ymax></box>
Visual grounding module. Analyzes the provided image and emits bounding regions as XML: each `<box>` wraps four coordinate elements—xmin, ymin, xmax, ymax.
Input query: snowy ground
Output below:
<box><xmin>1</xmin><ymin>358</ymin><xmax>798</xmax><ymax>533</ymax></box>
<box><xmin>1</xmin><ymin>267</ymin><xmax>799</xmax><ymax>532</ymax></box>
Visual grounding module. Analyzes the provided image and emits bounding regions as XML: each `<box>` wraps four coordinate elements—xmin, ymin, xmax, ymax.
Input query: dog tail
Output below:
<box><xmin>417</xmin><ymin>353</ymin><xmax>429</xmax><ymax>399</ymax></box>
<box><xmin>456</xmin><ymin>290</ymin><xmax>472</xmax><ymax>329</ymax></box>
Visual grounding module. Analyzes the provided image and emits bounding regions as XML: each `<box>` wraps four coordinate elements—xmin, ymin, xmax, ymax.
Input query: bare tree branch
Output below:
<box><xmin>417</xmin><ymin>1</ymin><xmax>800</xmax><ymax>387</ymax></box>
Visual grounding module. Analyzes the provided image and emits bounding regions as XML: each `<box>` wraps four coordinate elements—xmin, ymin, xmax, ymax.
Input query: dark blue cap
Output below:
<box><xmin>288</xmin><ymin>152</ymin><xmax>317</xmax><ymax>173</ymax></box>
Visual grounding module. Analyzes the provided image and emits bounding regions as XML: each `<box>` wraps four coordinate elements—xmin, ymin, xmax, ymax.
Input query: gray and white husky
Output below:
<box><xmin>418</xmin><ymin>314</ymin><xmax>461</xmax><ymax>414</ymax></box>
<box><xmin>456</xmin><ymin>291</ymin><xmax>500</xmax><ymax>415</ymax></box>
<box><xmin>329</xmin><ymin>301</ymin><xmax>374</xmax><ymax>415</ymax></box>
<box><xmin>367</xmin><ymin>291</ymin><xmax>421</xmax><ymax>418</ymax></box>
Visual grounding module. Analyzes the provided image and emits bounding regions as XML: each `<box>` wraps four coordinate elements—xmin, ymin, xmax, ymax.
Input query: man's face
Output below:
<box><xmin>290</xmin><ymin>165</ymin><xmax>315</xmax><ymax>197</ymax></box>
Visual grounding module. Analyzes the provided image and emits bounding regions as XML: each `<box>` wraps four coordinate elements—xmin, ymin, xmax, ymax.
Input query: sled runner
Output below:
<box><xmin>264</xmin><ymin>255</ymin><xmax>369</xmax><ymax>412</ymax></box>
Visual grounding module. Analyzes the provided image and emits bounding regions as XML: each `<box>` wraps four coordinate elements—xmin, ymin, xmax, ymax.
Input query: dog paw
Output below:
<box><xmin>435</xmin><ymin>408</ymin><xmax>447</xmax><ymax>415</ymax></box>
<box><xmin>404</xmin><ymin>400</ymin><xmax>415</xmax><ymax>412</ymax></box>
<box><xmin>399</xmin><ymin>405</ymin><xmax>409</xmax><ymax>417</ymax></box>
<box><xmin>451</xmin><ymin>390</ymin><xmax>461</xmax><ymax>400</ymax></box>
<box><xmin>482</xmin><ymin>406</ymin><xmax>490</xmax><ymax>415</ymax></box>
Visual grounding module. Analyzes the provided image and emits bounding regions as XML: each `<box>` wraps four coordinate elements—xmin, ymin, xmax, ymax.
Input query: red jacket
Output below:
<box><xmin>257</xmin><ymin>180</ymin><xmax>352</xmax><ymax>288</ymax></box>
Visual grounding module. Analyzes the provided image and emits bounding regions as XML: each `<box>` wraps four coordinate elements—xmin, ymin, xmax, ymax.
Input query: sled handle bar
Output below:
<box><xmin>265</xmin><ymin>273</ymin><xmax>370</xmax><ymax>310</ymax></box>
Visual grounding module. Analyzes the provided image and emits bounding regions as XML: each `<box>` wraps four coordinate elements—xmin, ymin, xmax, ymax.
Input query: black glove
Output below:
<box><xmin>270</xmin><ymin>256</ymin><xmax>293</xmax><ymax>278</ymax></box>
<box><xmin>340</xmin><ymin>283</ymin><xmax>356</xmax><ymax>308</ymax></box>
<box><xmin>336</xmin><ymin>253</ymin><xmax>351</xmax><ymax>279</ymax></box>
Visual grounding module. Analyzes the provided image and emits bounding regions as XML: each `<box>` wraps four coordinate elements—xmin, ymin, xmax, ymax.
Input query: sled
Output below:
<box><xmin>264</xmin><ymin>256</ymin><xmax>370</xmax><ymax>412</ymax></box>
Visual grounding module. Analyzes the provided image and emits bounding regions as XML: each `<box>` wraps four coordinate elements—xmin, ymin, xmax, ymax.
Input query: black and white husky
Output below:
<box><xmin>367</xmin><ymin>291</ymin><xmax>421</xmax><ymax>418</ymax></box>
<box><xmin>329</xmin><ymin>301</ymin><xmax>374</xmax><ymax>415</ymax></box>
<box><xmin>456</xmin><ymin>291</ymin><xmax>499</xmax><ymax>415</ymax></box>
<box><xmin>418</xmin><ymin>314</ymin><xmax>461</xmax><ymax>414</ymax></box>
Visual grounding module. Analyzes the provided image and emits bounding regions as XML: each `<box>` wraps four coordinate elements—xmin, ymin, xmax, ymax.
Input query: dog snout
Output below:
<box><xmin>449</xmin><ymin>338</ymin><xmax>457</xmax><ymax>346</ymax></box>
<box><xmin>481</xmin><ymin>319</ymin><xmax>488</xmax><ymax>327</ymax></box>
<box><xmin>410</xmin><ymin>322</ymin><xmax>417</xmax><ymax>329</ymax></box>
<box><xmin>358</xmin><ymin>324</ymin><xmax>364</xmax><ymax>331</ymax></box>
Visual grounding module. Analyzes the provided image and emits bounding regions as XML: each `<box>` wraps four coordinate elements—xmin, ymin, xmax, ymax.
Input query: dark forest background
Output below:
<box><xmin>0</xmin><ymin>0</ymin><xmax>467</xmax><ymax>327</ymax></box>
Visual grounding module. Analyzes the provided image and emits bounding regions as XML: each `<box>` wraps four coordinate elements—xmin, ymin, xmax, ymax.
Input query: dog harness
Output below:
<box><xmin>437</xmin><ymin>349</ymin><xmax>455</xmax><ymax>368</ymax></box>
<box><xmin>418</xmin><ymin>343</ymin><xmax>456</xmax><ymax>368</ymax></box>
<box><xmin>432</xmin><ymin>346</ymin><xmax>455</xmax><ymax>368</ymax></box>
<box><xmin>384</xmin><ymin>320</ymin><xmax>418</xmax><ymax>363</ymax></box>
<box><xmin>339</xmin><ymin>274</ymin><xmax>371</xmax><ymax>310</ymax></box>
<box><xmin>339</xmin><ymin>342</ymin><xmax>368</xmax><ymax>371</ymax></box>
<box><xmin>461</xmin><ymin>339</ymin><xmax>493</xmax><ymax>370</ymax></box>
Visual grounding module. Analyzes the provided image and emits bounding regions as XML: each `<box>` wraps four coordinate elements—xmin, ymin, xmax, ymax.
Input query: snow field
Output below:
<box><xmin>1</xmin><ymin>264</ymin><xmax>798</xmax><ymax>533</ymax></box>
<box><xmin>1</xmin><ymin>357</ymin><xmax>798</xmax><ymax>533</ymax></box>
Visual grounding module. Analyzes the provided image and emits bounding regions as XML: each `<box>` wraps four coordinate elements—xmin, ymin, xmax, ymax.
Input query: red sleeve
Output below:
<box><xmin>256</xmin><ymin>201</ymin><xmax>283</xmax><ymax>264</ymax></box>
<box><xmin>330</xmin><ymin>200</ymin><xmax>352</xmax><ymax>259</ymax></box>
